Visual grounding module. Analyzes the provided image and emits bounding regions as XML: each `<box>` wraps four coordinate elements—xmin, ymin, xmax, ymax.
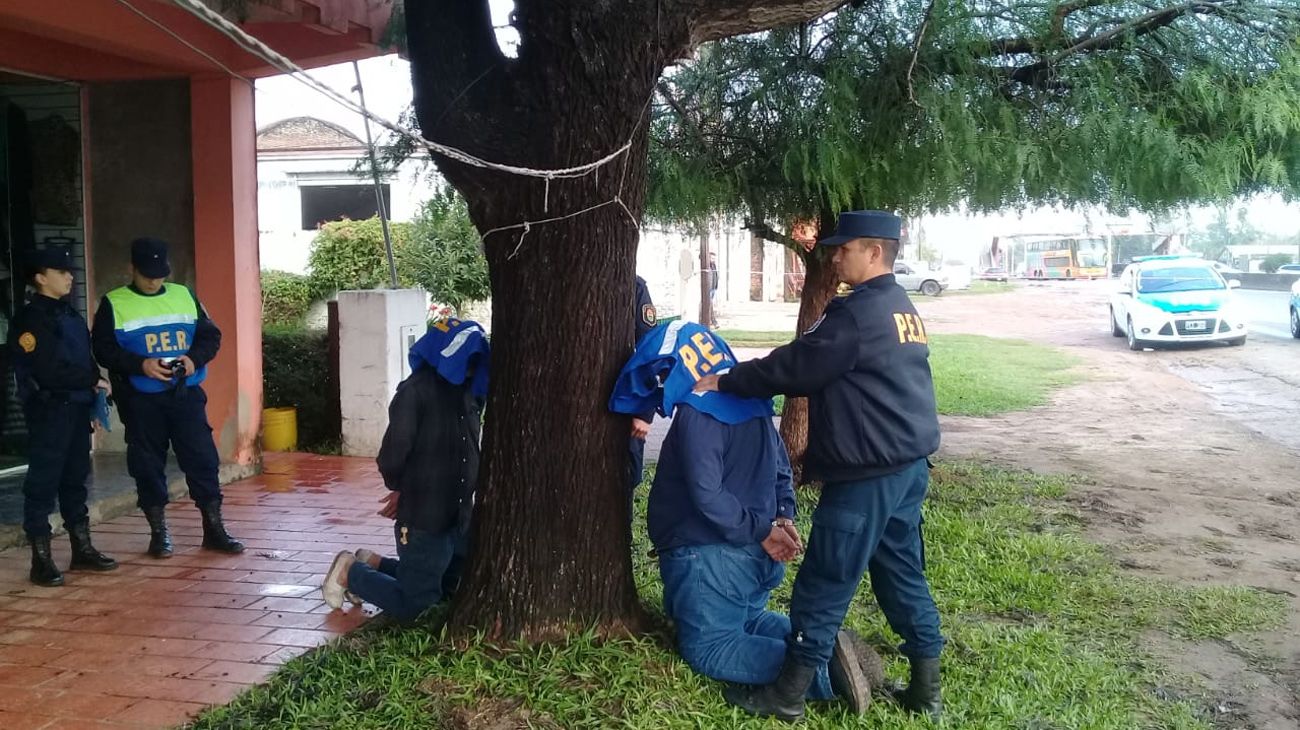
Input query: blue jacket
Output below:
<box><xmin>720</xmin><ymin>273</ymin><xmax>940</xmax><ymax>482</ymax></box>
<box><xmin>648</xmin><ymin>403</ymin><xmax>795</xmax><ymax>552</ymax></box>
<box><xmin>8</xmin><ymin>293</ymin><xmax>99</xmax><ymax>404</ymax></box>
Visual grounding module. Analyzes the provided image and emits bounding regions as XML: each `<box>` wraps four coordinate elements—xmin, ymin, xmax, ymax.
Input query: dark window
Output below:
<box><xmin>300</xmin><ymin>184</ymin><xmax>390</xmax><ymax>230</ymax></box>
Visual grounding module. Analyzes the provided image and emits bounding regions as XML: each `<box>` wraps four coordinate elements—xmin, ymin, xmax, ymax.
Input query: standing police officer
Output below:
<box><xmin>91</xmin><ymin>237</ymin><xmax>242</xmax><ymax>558</ymax></box>
<box><xmin>8</xmin><ymin>246</ymin><xmax>117</xmax><ymax>586</ymax></box>
<box><xmin>695</xmin><ymin>211</ymin><xmax>944</xmax><ymax>722</ymax></box>
<box><xmin>627</xmin><ymin>275</ymin><xmax>657</xmax><ymax>503</ymax></box>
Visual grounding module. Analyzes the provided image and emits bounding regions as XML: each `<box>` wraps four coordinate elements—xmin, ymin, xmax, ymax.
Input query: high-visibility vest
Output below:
<box><xmin>106</xmin><ymin>284</ymin><xmax>208</xmax><ymax>393</ymax></box>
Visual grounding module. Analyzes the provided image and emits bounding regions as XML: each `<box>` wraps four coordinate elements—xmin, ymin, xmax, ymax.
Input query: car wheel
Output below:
<box><xmin>1126</xmin><ymin>317</ymin><xmax>1145</xmax><ymax>351</ymax></box>
<box><xmin>1227</xmin><ymin>336</ymin><xmax>1246</xmax><ymax>347</ymax></box>
<box><xmin>1110</xmin><ymin>308</ymin><xmax>1124</xmax><ymax>337</ymax></box>
<box><xmin>1292</xmin><ymin>307</ymin><xmax>1300</xmax><ymax>339</ymax></box>
<box><xmin>920</xmin><ymin>280</ymin><xmax>942</xmax><ymax>297</ymax></box>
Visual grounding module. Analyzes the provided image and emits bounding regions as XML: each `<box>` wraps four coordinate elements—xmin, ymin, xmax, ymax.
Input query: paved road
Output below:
<box><xmin>1236</xmin><ymin>289</ymin><xmax>1295</xmax><ymax>341</ymax></box>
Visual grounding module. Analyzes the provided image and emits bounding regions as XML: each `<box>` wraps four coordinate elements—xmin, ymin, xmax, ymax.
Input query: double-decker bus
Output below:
<box><xmin>1019</xmin><ymin>235</ymin><xmax>1109</xmax><ymax>279</ymax></box>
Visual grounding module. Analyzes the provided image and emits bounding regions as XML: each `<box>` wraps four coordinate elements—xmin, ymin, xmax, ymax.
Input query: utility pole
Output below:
<box><xmin>352</xmin><ymin>61</ymin><xmax>398</xmax><ymax>289</ymax></box>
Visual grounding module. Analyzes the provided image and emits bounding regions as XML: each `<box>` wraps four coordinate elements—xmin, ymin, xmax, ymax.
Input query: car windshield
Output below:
<box><xmin>1138</xmin><ymin>266</ymin><xmax>1224</xmax><ymax>293</ymax></box>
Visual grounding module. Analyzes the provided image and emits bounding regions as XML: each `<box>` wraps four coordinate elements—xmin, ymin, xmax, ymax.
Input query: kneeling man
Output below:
<box><xmin>610</xmin><ymin>322</ymin><xmax>869</xmax><ymax>712</ymax></box>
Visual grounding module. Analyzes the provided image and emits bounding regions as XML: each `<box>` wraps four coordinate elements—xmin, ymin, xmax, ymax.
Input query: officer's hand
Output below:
<box><xmin>631</xmin><ymin>418</ymin><xmax>651</xmax><ymax>440</ymax></box>
<box><xmin>142</xmin><ymin>358</ymin><xmax>172</xmax><ymax>382</ymax></box>
<box><xmin>177</xmin><ymin>356</ymin><xmax>197</xmax><ymax>377</ymax></box>
<box><xmin>762</xmin><ymin>526</ymin><xmax>800</xmax><ymax>562</ymax></box>
<box><xmin>378</xmin><ymin>492</ymin><xmax>399</xmax><ymax>520</ymax></box>
<box><xmin>693</xmin><ymin>374</ymin><xmax>722</xmax><ymax>393</ymax></box>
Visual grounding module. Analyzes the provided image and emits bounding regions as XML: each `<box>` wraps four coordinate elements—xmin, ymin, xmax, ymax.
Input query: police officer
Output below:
<box><xmin>627</xmin><ymin>276</ymin><xmax>657</xmax><ymax>504</ymax></box>
<box><xmin>8</xmin><ymin>246</ymin><xmax>117</xmax><ymax>586</ymax></box>
<box><xmin>91</xmin><ymin>237</ymin><xmax>242</xmax><ymax>557</ymax></box>
<box><xmin>695</xmin><ymin>210</ymin><xmax>944</xmax><ymax>721</ymax></box>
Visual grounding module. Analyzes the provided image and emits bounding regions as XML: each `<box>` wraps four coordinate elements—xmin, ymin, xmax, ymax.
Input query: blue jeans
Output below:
<box><xmin>659</xmin><ymin>542</ymin><xmax>834</xmax><ymax>700</ymax></box>
<box><xmin>347</xmin><ymin>523</ymin><xmax>456</xmax><ymax>622</ymax></box>
<box><xmin>788</xmin><ymin>458</ymin><xmax>944</xmax><ymax>668</ymax></box>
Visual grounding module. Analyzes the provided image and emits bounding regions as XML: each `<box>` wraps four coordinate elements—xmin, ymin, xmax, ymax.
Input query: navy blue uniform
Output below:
<box><xmin>7</xmin><ymin>293</ymin><xmax>100</xmax><ymax>539</ymax></box>
<box><xmin>627</xmin><ymin>276</ymin><xmax>657</xmax><ymax>496</ymax></box>
<box><xmin>720</xmin><ymin>273</ymin><xmax>944</xmax><ymax>667</ymax></box>
<box><xmin>91</xmin><ymin>288</ymin><xmax>223</xmax><ymax>509</ymax></box>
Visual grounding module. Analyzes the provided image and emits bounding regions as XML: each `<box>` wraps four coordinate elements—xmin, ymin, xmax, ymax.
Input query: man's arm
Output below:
<box><xmin>770</xmin><ymin>424</ymin><xmax>797</xmax><ymax>521</ymax></box>
<box><xmin>186</xmin><ymin>291</ymin><xmax>222</xmax><ymax>368</ymax></box>
<box><xmin>633</xmin><ymin>278</ymin><xmax>657</xmax><ymax>425</ymax></box>
<box><xmin>715</xmin><ymin>302</ymin><xmax>858</xmax><ymax>399</ymax></box>
<box><xmin>376</xmin><ymin>380</ymin><xmax>420</xmax><ymax>490</ymax></box>
<box><xmin>91</xmin><ymin>297</ymin><xmax>146</xmax><ymax>376</ymax></box>
<box><xmin>675</xmin><ymin>407</ymin><xmax>771</xmax><ymax>546</ymax></box>
<box><xmin>8</xmin><ymin>309</ymin><xmax>59</xmax><ymax>391</ymax></box>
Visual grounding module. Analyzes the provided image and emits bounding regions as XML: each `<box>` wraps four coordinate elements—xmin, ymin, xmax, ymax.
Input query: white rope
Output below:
<box><xmin>167</xmin><ymin>0</ymin><xmax>633</xmax><ymax>181</ymax></box>
<box><xmin>114</xmin><ymin>0</ymin><xmax>253</xmax><ymax>86</ymax></box>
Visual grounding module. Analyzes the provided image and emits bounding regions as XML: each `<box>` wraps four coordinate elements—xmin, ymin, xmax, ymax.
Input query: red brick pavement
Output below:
<box><xmin>0</xmin><ymin>453</ymin><xmax>391</xmax><ymax>729</ymax></box>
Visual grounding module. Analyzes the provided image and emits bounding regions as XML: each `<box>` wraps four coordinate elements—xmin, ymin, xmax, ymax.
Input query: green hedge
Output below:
<box><xmin>261</xmin><ymin>270</ymin><xmax>314</xmax><ymax>327</ymax></box>
<box><xmin>263</xmin><ymin>326</ymin><xmax>339</xmax><ymax>452</ymax></box>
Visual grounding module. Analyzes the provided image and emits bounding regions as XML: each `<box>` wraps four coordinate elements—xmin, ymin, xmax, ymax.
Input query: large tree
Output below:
<box><xmin>648</xmin><ymin>0</ymin><xmax>1300</xmax><ymax>479</ymax></box>
<box><xmin>403</xmin><ymin>0</ymin><xmax>853</xmax><ymax>640</ymax></box>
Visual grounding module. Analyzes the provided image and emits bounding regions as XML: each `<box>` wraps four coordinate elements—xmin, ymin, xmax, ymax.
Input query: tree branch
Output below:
<box><xmin>681</xmin><ymin>0</ymin><xmax>852</xmax><ymax>49</ymax></box>
<box><xmin>406</xmin><ymin>0</ymin><xmax>510</xmax><ymax>139</ymax></box>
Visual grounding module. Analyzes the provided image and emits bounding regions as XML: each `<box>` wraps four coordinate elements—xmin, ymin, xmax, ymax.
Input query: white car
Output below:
<box><xmin>1110</xmin><ymin>256</ymin><xmax>1247</xmax><ymax>350</ymax></box>
<box><xmin>894</xmin><ymin>262</ymin><xmax>949</xmax><ymax>297</ymax></box>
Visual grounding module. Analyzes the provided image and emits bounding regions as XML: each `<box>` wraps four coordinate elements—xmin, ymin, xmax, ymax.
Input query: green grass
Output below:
<box><xmin>189</xmin><ymin>461</ymin><xmax>1284</xmax><ymax>730</ymax></box>
<box><xmin>762</xmin><ymin>334</ymin><xmax>1078</xmax><ymax>416</ymax></box>
<box><xmin>715</xmin><ymin>329</ymin><xmax>797</xmax><ymax>348</ymax></box>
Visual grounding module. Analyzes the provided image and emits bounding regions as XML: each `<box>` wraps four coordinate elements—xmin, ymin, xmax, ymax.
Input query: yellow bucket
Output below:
<box><xmin>262</xmin><ymin>407</ymin><xmax>299</xmax><ymax>452</ymax></box>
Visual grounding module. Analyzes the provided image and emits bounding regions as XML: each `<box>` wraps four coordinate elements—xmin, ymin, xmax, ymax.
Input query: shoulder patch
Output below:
<box><xmin>641</xmin><ymin>303</ymin><xmax>657</xmax><ymax>327</ymax></box>
<box><xmin>17</xmin><ymin>332</ymin><xmax>35</xmax><ymax>353</ymax></box>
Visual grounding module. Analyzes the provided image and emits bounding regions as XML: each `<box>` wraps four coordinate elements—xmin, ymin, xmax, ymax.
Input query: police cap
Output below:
<box><xmin>131</xmin><ymin>237</ymin><xmax>172</xmax><ymax>279</ymax></box>
<box><xmin>24</xmin><ymin>245</ymin><xmax>79</xmax><ymax>277</ymax></box>
<box><xmin>818</xmin><ymin>210</ymin><xmax>902</xmax><ymax>246</ymax></box>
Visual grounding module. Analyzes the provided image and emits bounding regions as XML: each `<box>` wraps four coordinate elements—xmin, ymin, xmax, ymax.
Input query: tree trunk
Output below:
<box><xmin>778</xmin><ymin>245</ymin><xmax>838</xmax><ymax>485</ymax></box>
<box><xmin>699</xmin><ymin>231</ymin><xmax>713</xmax><ymax>327</ymax></box>
<box><xmin>750</xmin><ymin>233</ymin><xmax>765</xmax><ymax>300</ymax></box>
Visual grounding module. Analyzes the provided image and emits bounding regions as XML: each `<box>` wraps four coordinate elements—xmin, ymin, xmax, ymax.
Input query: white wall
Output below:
<box><xmin>257</xmin><ymin>152</ymin><xmax>434</xmax><ymax>274</ymax></box>
<box><xmin>338</xmin><ymin>289</ymin><xmax>429</xmax><ymax>457</ymax></box>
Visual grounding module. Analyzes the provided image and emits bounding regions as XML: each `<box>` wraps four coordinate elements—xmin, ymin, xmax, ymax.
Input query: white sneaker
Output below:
<box><xmin>322</xmin><ymin>550</ymin><xmax>356</xmax><ymax>609</ymax></box>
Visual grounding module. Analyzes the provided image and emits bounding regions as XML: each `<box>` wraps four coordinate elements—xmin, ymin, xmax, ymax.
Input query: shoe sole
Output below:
<box><xmin>829</xmin><ymin>630</ymin><xmax>871</xmax><ymax>714</ymax></box>
<box><xmin>68</xmin><ymin>561</ymin><xmax>119</xmax><ymax>572</ymax></box>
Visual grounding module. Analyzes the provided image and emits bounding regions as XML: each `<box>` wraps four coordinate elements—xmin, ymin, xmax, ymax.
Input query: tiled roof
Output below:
<box><xmin>257</xmin><ymin>116</ymin><xmax>363</xmax><ymax>152</ymax></box>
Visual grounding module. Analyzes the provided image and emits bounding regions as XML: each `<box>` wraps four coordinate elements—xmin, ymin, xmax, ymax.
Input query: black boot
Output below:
<box><xmin>829</xmin><ymin>630</ymin><xmax>871</xmax><ymax>714</ymax></box>
<box><xmin>893</xmin><ymin>656</ymin><xmax>942</xmax><ymax>721</ymax></box>
<box><xmin>724</xmin><ymin>658</ymin><xmax>817</xmax><ymax>723</ymax></box>
<box><xmin>29</xmin><ymin>536</ymin><xmax>64</xmax><ymax>587</ymax></box>
<box><xmin>198</xmin><ymin>501</ymin><xmax>244</xmax><ymax>554</ymax></box>
<box><xmin>67</xmin><ymin>521</ymin><xmax>118</xmax><ymax>571</ymax></box>
<box><xmin>144</xmin><ymin>506</ymin><xmax>173</xmax><ymax>558</ymax></box>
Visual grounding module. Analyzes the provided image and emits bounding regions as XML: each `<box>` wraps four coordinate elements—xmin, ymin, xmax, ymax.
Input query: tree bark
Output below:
<box><xmin>699</xmin><ymin>231</ymin><xmax>713</xmax><ymax>327</ymax></box>
<box><xmin>777</xmin><ymin>245</ymin><xmax>838</xmax><ymax>485</ymax></box>
<box><xmin>404</xmin><ymin>0</ymin><xmax>852</xmax><ymax>641</ymax></box>
<box><xmin>750</xmin><ymin>233</ymin><xmax>765</xmax><ymax>301</ymax></box>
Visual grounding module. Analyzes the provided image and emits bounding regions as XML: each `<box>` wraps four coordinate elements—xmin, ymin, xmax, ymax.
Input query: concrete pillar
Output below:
<box><xmin>190</xmin><ymin>76</ymin><xmax>261</xmax><ymax>479</ymax></box>
<box><xmin>338</xmin><ymin>289</ymin><xmax>428</xmax><ymax>457</ymax></box>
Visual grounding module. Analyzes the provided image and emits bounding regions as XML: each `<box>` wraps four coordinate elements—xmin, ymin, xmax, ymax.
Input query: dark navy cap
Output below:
<box><xmin>818</xmin><ymin>210</ymin><xmax>903</xmax><ymax>246</ymax></box>
<box><xmin>25</xmin><ymin>245</ymin><xmax>79</xmax><ymax>275</ymax></box>
<box><xmin>131</xmin><ymin>237</ymin><xmax>172</xmax><ymax>279</ymax></box>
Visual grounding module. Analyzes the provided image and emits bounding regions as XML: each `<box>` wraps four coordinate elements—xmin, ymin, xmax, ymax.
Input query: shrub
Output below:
<box><xmin>1260</xmin><ymin>253</ymin><xmax>1294</xmax><ymax>274</ymax></box>
<box><xmin>262</xmin><ymin>326</ymin><xmax>339</xmax><ymax>452</ymax></box>
<box><xmin>306</xmin><ymin>217</ymin><xmax>413</xmax><ymax>298</ymax></box>
<box><xmin>260</xmin><ymin>270</ymin><xmax>314</xmax><ymax>327</ymax></box>
<box><xmin>401</xmin><ymin>190</ymin><xmax>490</xmax><ymax>310</ymax></box>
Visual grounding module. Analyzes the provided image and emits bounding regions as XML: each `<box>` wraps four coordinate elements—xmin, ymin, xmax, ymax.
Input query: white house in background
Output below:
<box><xmin>256</xmin><ymin>116</ymin><xmax>433</xmax><ymax>274</ymax></box>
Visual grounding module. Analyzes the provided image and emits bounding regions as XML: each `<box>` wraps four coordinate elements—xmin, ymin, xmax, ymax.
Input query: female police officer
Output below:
<box><xmin>8</xmin><ymin>246</ymin><xmax>117</xmax><ymax>586</ymax></box>
<box><xmin>695</xmin><ymin>211</ymin><xmax>944</xmax><ymax>722</ymax></box>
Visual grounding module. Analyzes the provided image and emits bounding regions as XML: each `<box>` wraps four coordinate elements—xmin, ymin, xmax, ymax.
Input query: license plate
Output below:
<box><xmin>1184</xmin><ymin>321</ymin><xmax>1207</xmax><ymax>331</ymax></box>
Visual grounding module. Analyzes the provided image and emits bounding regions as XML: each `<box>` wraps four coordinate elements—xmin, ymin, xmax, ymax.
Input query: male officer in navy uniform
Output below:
<box><xmin>8</xmin><ymin>246</ymin><xmax>117</xmax><ymax>586</ymax></box>
<box><xmin>626</xmin><ymin>275</ymin><xmax>657</xmax><ymax>503</ymax></box>
<box><xmin>91</xmin><ymin>237</ymin><xmax>242</xmax><ymax>558</ymax></box>
<box><xmin>695</xmin><ymin>210</ymin><xmax>944</xmax><ymax>722</ymax></box>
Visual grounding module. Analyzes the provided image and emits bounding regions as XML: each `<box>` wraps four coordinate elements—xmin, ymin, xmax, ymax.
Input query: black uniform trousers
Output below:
<box><xmin>122</xmin><ymin>386</ymin><xmax>222</xmax><ymax>509</ymax></box>
<box><xmin>21</xmin><ymin>398</ymin><xmax>92</xmax><ymax>539</ymax></box>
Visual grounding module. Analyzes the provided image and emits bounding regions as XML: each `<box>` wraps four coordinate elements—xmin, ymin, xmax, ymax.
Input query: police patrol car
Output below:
<box><xmin>1110</xmin><ymin>255</ymin><xmax>1247</xmax><ymax>350</ymax></box>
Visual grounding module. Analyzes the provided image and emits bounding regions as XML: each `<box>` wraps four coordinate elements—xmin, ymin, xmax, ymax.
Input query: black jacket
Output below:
<box><xmin>91</xmin><ymin>284</ymin><xmax>221</xmax><ymax>395</ymax></box>
<box><xmin>7</xmin><ymin>293</ymin><xmax>99</xmax><ymax>404</ymax></box>
<box><xmin>720</xmin><ymin>273</ymin><xmax>940</xmax><ymax>482</ymax></box>
<box><xmin>377</xmin><ymin>368</ymin><xmax>482</xmax><ymax>535</ymax></box>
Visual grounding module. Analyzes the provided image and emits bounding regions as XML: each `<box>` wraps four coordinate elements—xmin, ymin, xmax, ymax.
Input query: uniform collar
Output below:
<box><xmin>128</xmin><ymin>283</ymin><xmax>167</xmax><ymax>297</ymax></box>
<box><xmin>852</xmin><ymin>273</ymin><xmax>896</xmax><ymax>292</ymax></box>
<box><xmin>31</xmin><ymin>293</ymin><xmax>71</xmax><ymax>309</ymax></box>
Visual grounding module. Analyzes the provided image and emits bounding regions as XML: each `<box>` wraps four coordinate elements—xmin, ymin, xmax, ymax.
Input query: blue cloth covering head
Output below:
<box><xmin>408</xmin><ymin>319</ymin><xmax>490</xmax><ymax>398</ymax></box>
<box><xmin>609</xmin><ymin>321</ymin><xmax>773</xmax><ymax>425</ymax></box>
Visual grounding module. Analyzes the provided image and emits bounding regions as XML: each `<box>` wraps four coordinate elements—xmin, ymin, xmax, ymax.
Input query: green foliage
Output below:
<box><xmin>400</xmin><ymin>190</ymin><xmax>491</xmax><ymax>310</ymax></box>
<box><xmin>262</xmin><ymin>326</ymin><xmax>339</xmax><ymax>453</ymax></box>
<box><xmin>649</xmin><ymin>3</ymin><xmax>1300</xmax><ymax>233</ymax></box>
<box><xmin>1261</xmin><ymin>253</ymin><xmax>1295</xmax><ymax>273</ymax></box>
<box><xmin>190</xmin><ymin>461</ymin><xmax>1283</xmax><ymax>729</ymax></box>
<box><xmin>306</xmin><ymin>217</ymin><xmax>413</xmax><ymax>298</ymax></box>
<box><xmin>260</xmin><ymin>270</ymin><xmax>314</xmax><ymax>327</ymax></box>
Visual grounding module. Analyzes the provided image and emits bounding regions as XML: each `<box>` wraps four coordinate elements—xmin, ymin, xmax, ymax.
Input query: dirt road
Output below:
<box><xmin>919</xmin><ymin>281</ymin><xmax>1300</xmax><ymax>730</ymax></box>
